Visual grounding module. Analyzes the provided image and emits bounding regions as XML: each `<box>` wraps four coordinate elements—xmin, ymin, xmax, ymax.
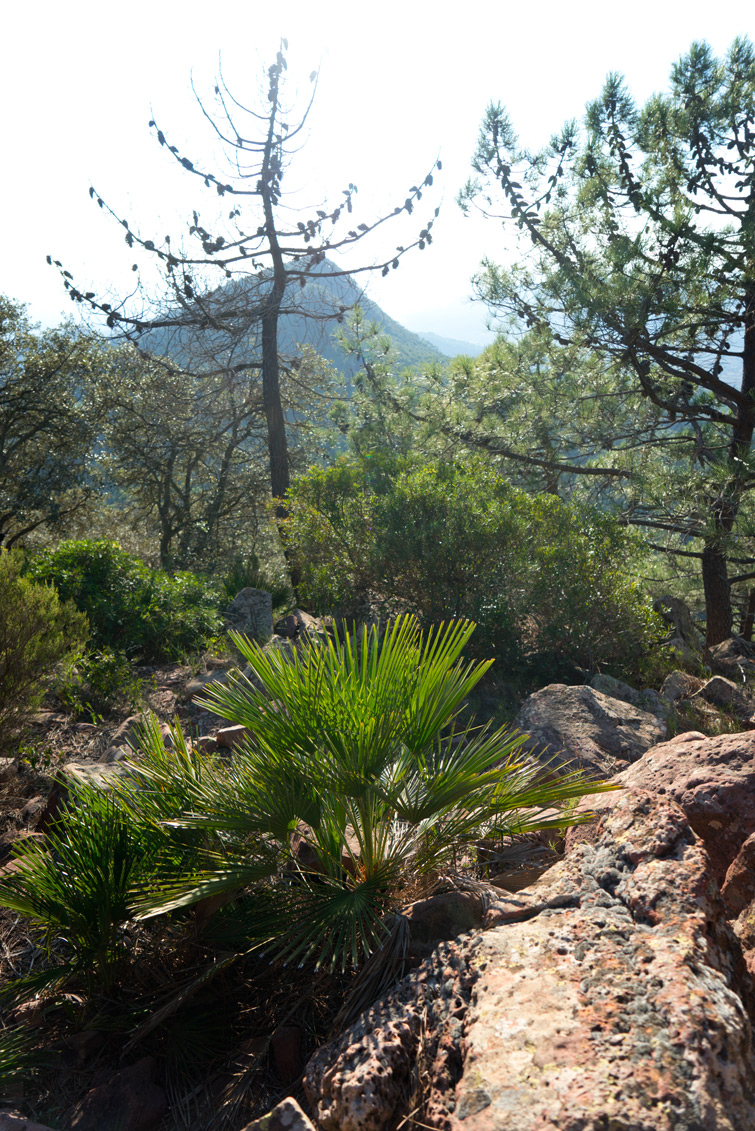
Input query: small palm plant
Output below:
<box><xmin>133</xmin><ymin>617</ymin><xmax>612</xmax><ymax>971</ymax></box>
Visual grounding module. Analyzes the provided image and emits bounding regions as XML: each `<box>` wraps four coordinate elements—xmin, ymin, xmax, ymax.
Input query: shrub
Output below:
<box><xmin>58</xmin><ymin>647</ymin><xmax>143</xmax><ymax>720</ymax></box>
<box><xmin>285</xmin><ymin>457</ymin><xmax>664</xmax><ymax>681</ymax></box>
<box><xmin>132</xmin><ymin>617</ymin><xmax>614</xmax><ymax>973</ymax></box>
<box><xmin>25</xmin><ymin>539</ymin><xmax>223</xmax><ymax>662</ymax></box>
<box><xmin>0</xmin><ymin>717</ymin><xmax>213</xmax><ymax>995</ymax></box>
<box><xmin>0</xmin><ymin>549</ymin><xmax>89</xmax><ymax>746</ymax></box>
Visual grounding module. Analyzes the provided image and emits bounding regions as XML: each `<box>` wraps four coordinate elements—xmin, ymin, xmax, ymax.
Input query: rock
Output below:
<box><xmin>193</xmin><ymin>735</ymin><xmax>218</xmax><ymax>754</ymax></box>
<box><xmin>224</xmin><ymin>587</ymin><xmax>273</xmax><ymax>641</ymax></box>
<box><xmin>110</xmin><ymin>714</ymin><xmax>149</xmax><ymax>751</ymax></box>
<box><xmin>273</xmin><ymin>613</ymin><xmax>299</xmax><ymax>638</ymax></box>
<box><xmin>290</xmin><ymin>823</ymin><xmax>361</xmax><ymax>878</ymax></box>
<box><xmin>100</xmin><ymin>746</ymin><xmax>129</xmax><ymax>764</ymax></box>
<box><xmin>183</xmin><ymin>669</ymin><xmax>233</xmax><ymax>699</ymax></box>
<box><xmin>304</xmin><ymin>791</ymin><xmax>755</xmax><ymax>1131</ymax></box>
<box><xmin>70</xmin><ymin>1056</ymin><xmax>167</xmax><ymax>1131</ymax></box>
<box><xmin>241</xmin><ymin>1097</ymin><xmax>316</xmax><ymax>1131</ymax></box>
<box><xmin>708</xmin><ymin>635</ymin><xmax>755</xmax><ymax>679</ymax></box>
<box><xmin>734</xmin><ymin>902</ymin><xmax>755</xmax><ymax>979</ymax></box>
<box><xmin>568</xmin><ymin>729</ymin><xmax>755</xmax><ymax>885</ymax></box>
<box><xmin>215</xmin><ymin>724</ymin><xmax>251</xmax><ymax>749</ymax></box>
<box><xmin>0</xmin><ymin>1115</ymin><xmax>60</xmax><ymax>1131</ymax></box>
<box><xmin>722</xmin><ymin>832</ymin><xmax>755</xmax><ymax>917</ymax></box>
<box><xmin>589</xmin><ymin>673</ymin><xmax>669</xmax><ymax>719</ymax></box>
<box><xmin>403</xmin><ymin>890</ymin><xmax>486</xmax><ymax>959</ymax></box>
<box><xmin>653</xmin><ymin>593</ymin><xmax>705</xmax><ymax>666</ymax></box>
<box><xmin>692</xmin><ymin>674</ymin><xmax>749</xmax><ymax>711</ymax></box>
<box><xmin>448</xmin><ymin>791</ymin><xmax>755</xmax><ymax>1131</ymax></box>
<box><xmin>660</xmin><ymin>669</ymin><xmax>705</xmax><ymax>702</ymax></box>
<box><xmin>61</xmin><ymin>1028</ymin><xmax>108</xmax><ymax>1067</ymax></box>
<box><xmin>304</xmin><ymin>936</ymin><xmax>481</xmax><ymax>1131</ymax></box>
<box><xmin>0</xmin><ymin>757</ymin><xmax>19</xmax><ymax>784</ymax></box>
<box><xmin>512</xmin><ymin>684</ymin><xmax>668</xmax><ymax>779</ymax></box>
<box><xmin>271</xmin><ymin>1024</ymin><xmax>303</xmax><ymax>1083</ymax></box>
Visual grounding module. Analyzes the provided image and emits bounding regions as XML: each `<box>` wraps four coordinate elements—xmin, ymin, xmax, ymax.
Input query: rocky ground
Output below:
<box><xmin>6</xmin><ymin>629</ymin><xmax>755</xmax><ymax>1130</ymax></box>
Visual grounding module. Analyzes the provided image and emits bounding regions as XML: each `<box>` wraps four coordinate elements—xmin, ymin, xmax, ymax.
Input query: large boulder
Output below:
<box><xmin>568</xmin><ymin>729</ymin><xmax>755</xmax><ymax>885</ymax></box>
<box><xmin>304</xmin><ymin>791</ymin><xmax>755</xmax><ymax>1131</ymax></box>
<box><xmin>513</xmin><ymin>684</ymin><xmax>668</xmax><ymax>779</ymax></box>
<box><xmin>304</xmin><ymin>935</ymin><xmax>480</xmax><ymax>1131</ymax></box>
<box><xmin>448</xmin><ymin>792</ymin><xmax>755</xmax><ymax>1130</ymax></box>
<box><xmin>224</xmin><ymin>587</ymin><xmax>273</xmax><ymax>641</ymax></box>
<box><xmin>708</xmin><ymin>635</ymin><xmax>755</xmax><ymax>679</ymax></box>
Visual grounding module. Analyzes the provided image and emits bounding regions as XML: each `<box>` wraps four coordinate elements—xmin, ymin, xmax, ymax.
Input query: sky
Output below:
<box><xmin>2</xmin><ymin>1</ymin><xmax>753</xmax><ymax>345</ymax></box>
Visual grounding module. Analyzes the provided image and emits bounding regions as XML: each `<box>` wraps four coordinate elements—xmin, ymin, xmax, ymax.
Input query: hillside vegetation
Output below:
<box><xmin>1</xmin><ymin>35</ymin><xmax>754</xmax><ymax>1131</ymax></box>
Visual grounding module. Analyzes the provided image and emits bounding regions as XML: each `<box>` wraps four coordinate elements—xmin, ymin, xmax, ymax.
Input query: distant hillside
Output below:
<box><xmin>139</xmin><ymin>261</ymin><xmax>444</xmax><ymax>377</ymax></box>
<box><xmin>418</xmin><ymin>332</ymin><xmax>485</xmax><ymax>358</ymax></box>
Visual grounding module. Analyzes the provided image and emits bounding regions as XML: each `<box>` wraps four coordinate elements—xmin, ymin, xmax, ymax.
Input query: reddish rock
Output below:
<box><xmin>734</xmin><ymin>901</ymin><xmax>755</xmax><ymax>979</ymax></box>
<box><xmin>215</xmin><ymin>724</ymin><xmax>251</xmax><ymax>749</ymax></box>
<box><xmin>70</xmin><ymin>1056</ymin><xmax>167</xmax><ymax>1131</ymax></box>
<box><xmin>708</xmin><ymin>635</ymin><xmax>755</xmax><ymax>679</ymax></box>
<box><xmin>241</xmin><ymin>1097</ymin><xmax>316</xmax><ymax>1130</ymax></box>
<box><xmin>304</xmin><ymin>791</ymin><xmax>755</xmax><ymax>1131</ymax></box>
<box><xmin>403</xmin><ymin>889</ymin><xmax>485</xmax><ymax>959</ymax></box>
<box><xmin>449</xmin><ymin>792</ymin><xmax>755</xmax><ymax>1131</ymax></box>
<box><xmin>660</xmin><ymin>669</ymin><xmax>704</xmax><ymax>703</ymax></box>
<box><xmin>722</xmin><ymin>831</ymin><xmax>755</xmax><ymax>917</ymax></box>
<box><xmin>304</xmin><ymin>937</ymin><xmax>481</xmax><ymax>1131</ymax></box>
<box><xmin>567</xmin><ymin>729</ymin><xmax>755</xmax><ymax>885</ymax></box>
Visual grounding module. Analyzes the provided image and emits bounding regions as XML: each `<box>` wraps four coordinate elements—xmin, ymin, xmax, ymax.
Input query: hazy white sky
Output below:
<box><xmin>2</xmin><ymin>1</ymin><xmax>753</xmax><ymax>343</ymax></box>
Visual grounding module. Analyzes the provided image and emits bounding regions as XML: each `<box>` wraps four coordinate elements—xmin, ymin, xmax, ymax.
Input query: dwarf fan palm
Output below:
<box><xmin>133</xmin><ymin>617</ymin><xmax>613</xmax><ymax>972</ymax></box>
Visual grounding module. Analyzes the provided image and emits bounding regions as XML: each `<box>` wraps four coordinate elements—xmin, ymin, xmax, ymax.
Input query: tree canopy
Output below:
<box><xmin>51</xmin><ymin>45</ymin><xmax>440</xmax><ymax>521</ymax></box>
<box><xmin>459</xmin><ymin>37</ymin><xmax>755</xmax><ymax>644</ymax></box>
<box><xmin>0</xmin><ymin>297</ymin><xmax>106</xmax><ymax>548</ymax></box>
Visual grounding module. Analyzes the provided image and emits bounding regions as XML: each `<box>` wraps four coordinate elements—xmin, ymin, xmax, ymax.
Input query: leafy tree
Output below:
<box><xmin>285</xmin><ymin>456</ymin><xmax>663</xmax><ymax>680</ymax></box>
<box><xmin>96</xmin><ymin>348</ymin><xmax>269</xmax><ymax>569</ymax></box>
<box><xmin>0</xmin><ymin>297</ymin><xmax>105</xmax><ymax>547</ymax></box>
<box><xmin>459</xmin><ymin>37</ymin><xmax>755</xmax><ymax>645</ymax></box>
<box><xmin>51</xmin><ymin>45</ymin><xmax>440</xmax><ymax>529</ymax></box>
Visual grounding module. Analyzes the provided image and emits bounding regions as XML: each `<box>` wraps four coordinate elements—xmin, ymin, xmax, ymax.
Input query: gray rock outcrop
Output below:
<box><xmin>224</xmin><ymin>587</ymin><xmax>273</xmax><ymax>641</ymax></box>
<box><xmin>513</xmin><ymin>683</ymin><xmax>668</xmax><ymax>779</ymax></box>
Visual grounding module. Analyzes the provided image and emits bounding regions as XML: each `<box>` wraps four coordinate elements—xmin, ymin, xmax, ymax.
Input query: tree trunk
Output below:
<box><xmin>702</xmin><ymin>540</ymin><xmax>733</xmax><ymax>647</ymax></box>
<box><xmin>740</xmin><ymin>588</ymin><xmax>755</xmax><ymax>642</ymax></box>
<box><xmin>703</xmin><ymin>282</ymin><xmax>755</xmax><ymax>646</ymax></box>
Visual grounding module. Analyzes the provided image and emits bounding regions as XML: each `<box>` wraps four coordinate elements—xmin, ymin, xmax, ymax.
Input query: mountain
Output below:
<box><xmin>417</xmin><ymin>332</ymin><xmax>486</xmax><ymax>358</ymax></box>
<box><xmin>139</xmin><ymin>261</ymin><xmax>445</xmax><ymax>378</ymax></box>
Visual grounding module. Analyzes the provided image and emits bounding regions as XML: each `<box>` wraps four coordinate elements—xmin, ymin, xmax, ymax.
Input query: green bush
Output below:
<box><xmin>0</xmin><ymin>716</ymin><xmax>212</xmax><ymax>996</ymax></box>
<box><xmin>134</xmin><ymin>618</ymin><xmax>613</xmax><ymax>972</ymax></box>
<box><xmin>58</xmin><ymin>647</ymin><xmax>143</xmax><ymax>721</ymax></box>
<box><xmin>25</xmin><ymin>540</ymin><xmax>223</xmax><ymax>662</ymax></box>
<box><xmin>285</xmin><ymin>457</ymin><xmax>663</xmax><ymax>681</ymax></box>
<box><xmin>0</xmin><ymin>549</ymin><xmax>89</xmax><ymax>746</ymax></box>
